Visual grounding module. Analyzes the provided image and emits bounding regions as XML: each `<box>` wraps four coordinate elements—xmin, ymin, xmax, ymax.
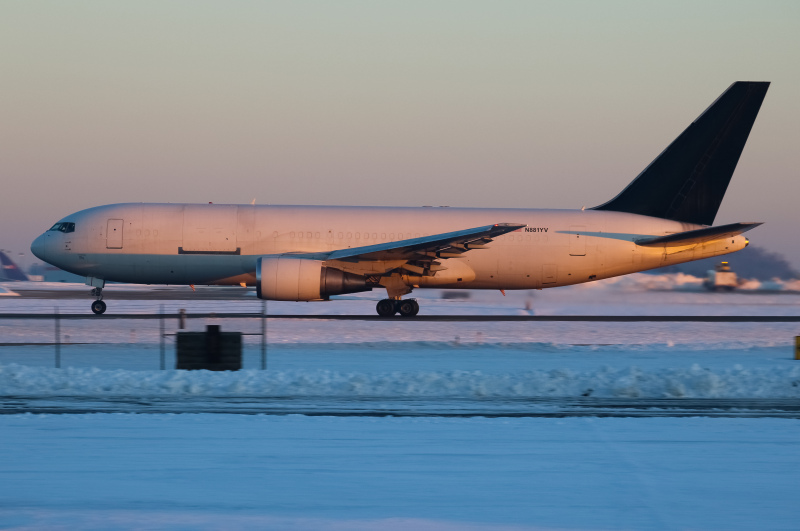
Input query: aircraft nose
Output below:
<box><xmin>30</xmin><ymin>233</ymin><xmax>48</xmax><ymax>262</ymax></box>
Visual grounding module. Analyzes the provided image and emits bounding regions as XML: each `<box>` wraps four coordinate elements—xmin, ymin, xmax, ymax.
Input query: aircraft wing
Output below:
<box><xmin>635</xmin><ymin>222</ymin><xmax>762</xmax><ymax>247</ymax></box>
<box><xmin>306</xmin><ymin>223</ymin><xmax>525</xmax><ymax>277</ymax></box>
<box><xmin>326</xmin><ymin>223</ymin><xmax>526</xmax><ymax>262</ymax></box>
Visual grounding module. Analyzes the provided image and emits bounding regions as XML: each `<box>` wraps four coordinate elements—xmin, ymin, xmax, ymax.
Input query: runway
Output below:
<box><xmin>8</xmin><ymin>286</ymin><xmax>252</xmax><ymax>300</ymax></box>
<box><xmin>2</xmin><ymin>313</ymin><xmax>800</xmax><ymax>322</ymax></box>
<box><xmin>2</xmin><ymin>396</ymin><xmax>799</xmax><ymax>418</ymax></box>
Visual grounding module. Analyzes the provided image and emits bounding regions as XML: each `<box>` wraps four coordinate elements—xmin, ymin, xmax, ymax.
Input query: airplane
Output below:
<box><xmin>31</xmin><ymin>81</ymin><xmax>769</xmax><ymax>316</ymax></box>
<box><xmin>0</xmin><ymin>251</ymin><xmax>29</xmax><ymax>282</ymax></box>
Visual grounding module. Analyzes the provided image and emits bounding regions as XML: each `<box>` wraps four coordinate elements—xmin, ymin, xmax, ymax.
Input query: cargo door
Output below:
<box><xmin>106</xmin><ymin>219</ymin><xmax>124</xmax><ymax>249</ymax></box>
<box><xmin>182</xmin><ymin>205</ymin><xmax>239</xmax><ymax>254</ymax></box>
<box><xmin>569</xmin><ymin>225</ymin><xmax>586</xmax><ymax>256</ymax></box>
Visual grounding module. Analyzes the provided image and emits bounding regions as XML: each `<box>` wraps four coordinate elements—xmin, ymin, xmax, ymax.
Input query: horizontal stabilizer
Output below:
<box><xmin>635</xmin><ymin>222</ymin><xmax>762</xmax><ymax>247</ymax></box>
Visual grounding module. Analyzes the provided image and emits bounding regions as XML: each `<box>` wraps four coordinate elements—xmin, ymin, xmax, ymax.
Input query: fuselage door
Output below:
<box><xmin>183</xmin><ymin>205</ymin><xmax>239</xmax><ymax>253</ymax></box>
<box><xmin>106</xmin><ymin>219</ymin><xmax>124</xmax><ymax>249</ymax></box>
<box><xmin>569</xmin><ymin>225</ymin><xmax>586</xmax><ymax>256</ymax></box>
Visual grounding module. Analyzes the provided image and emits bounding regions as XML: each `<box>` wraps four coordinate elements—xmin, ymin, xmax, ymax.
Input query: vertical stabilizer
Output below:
<box><xmin>0</xmin><ymin>251</ymin><xmax>29</xmax><ymax>281</ymax></box>
<box><xmin>593</xmin><ymin>81</ymin><xmax>769</xmax><ymax>225</ymax></box>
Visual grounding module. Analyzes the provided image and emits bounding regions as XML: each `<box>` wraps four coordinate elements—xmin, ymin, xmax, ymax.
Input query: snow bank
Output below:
<box><xmin>577</xmin><ymin>273</ymin><xmax>800</xmax><ymax>293</ymax></box>
<box><xmin>587</xmin><ymin>273</ymin><xmax>706</xmax><ymax>292</ymax></box>
<box><xmin>737</xmin><ymin>278</ymin><xmax>800</xmax><ymax>291</ymax></box>
<box><xmin>3</xmin><ymin>363</ymin><xmax>799</xmax><ymax>399</ymax></box>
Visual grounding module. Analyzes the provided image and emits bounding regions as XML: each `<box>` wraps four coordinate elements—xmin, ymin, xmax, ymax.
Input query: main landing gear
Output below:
<box><xmin>376</xmin><ymin>298</ymin><xmax>419</xmax><ymax>317</ymax></box>
<box><xmin>90</xmin><ymin>287</ymin><xmax>107</xmax><ymax>315</ymax></box>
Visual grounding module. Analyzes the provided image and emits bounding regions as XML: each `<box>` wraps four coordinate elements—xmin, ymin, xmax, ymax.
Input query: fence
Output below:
<box><xmin>1</xmin><ymin>311</ymin><xmax>799</xmax><ymax>370</ymax></box>
<box><xmin>0</xmin><ymin>303</ymin><xmax>268</xmax><ymax>370</ymax></box>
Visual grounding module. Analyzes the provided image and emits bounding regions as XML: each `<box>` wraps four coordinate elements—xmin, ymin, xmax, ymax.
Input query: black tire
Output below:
<box><xmin>398</xmin><ymin>299</ymin><xmax>418</xmax><ymax>317</ymax></box>
<box><xmin>91</xmin><ymin>300</ymin><xmax>107</xmax><ymax>315</ymax></box>
<box><xmin>376</xmin><ymin>299</ymin><xmax>396</xmax><ymax>317</ymax></box>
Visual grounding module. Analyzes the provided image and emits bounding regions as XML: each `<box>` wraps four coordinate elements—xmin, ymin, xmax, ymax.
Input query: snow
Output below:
<box><xmin>2</xmin><ymin>354</ymin><xmax>800</xmax><ymax>400</ymax></box>
<box><xmin>3</xmin><ymin>280</ymin><xmax>800</xmax><ymax>399</ymax></box>
<box><xmin>2</xmin><ymin>278</ymin><xmax>800</xmax><ymax>529</ymax></box>
<box><xmin>1</xmin><ymin>414</ymin><xmax>799</xmax><ymax>531</ymax></box>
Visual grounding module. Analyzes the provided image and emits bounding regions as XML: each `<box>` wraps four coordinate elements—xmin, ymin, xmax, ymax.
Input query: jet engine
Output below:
<box><xmin>256</xmin><ymin>256</ymin><xmax>372</xmax><ymax>301</ymax></box>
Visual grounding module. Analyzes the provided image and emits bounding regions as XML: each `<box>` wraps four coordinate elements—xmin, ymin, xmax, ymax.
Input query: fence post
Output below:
<box><xmin>261</xmin><ymin>299</ymin><xmax>267</xmax><ymax>370</ymax></box>
<box><xmin>54</xmin><ymin>307</ymin><xmax>61</xmax><ymax>369</ymax></box>
<box><xmin>160</xmin><ymin>304</ymin><xmax>165</xmax><ymax>370</ymax></box>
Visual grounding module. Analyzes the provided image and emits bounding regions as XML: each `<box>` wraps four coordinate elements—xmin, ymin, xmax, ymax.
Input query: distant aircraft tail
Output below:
<box><xmin>592</xmin><ymin>81</ymin><xmax>769</xmax><ymax>226</ymax></box>
<box><xmin>0</xmin><ymin>251</ymin><xmax>29</xmax><ymax>281</ymax></box>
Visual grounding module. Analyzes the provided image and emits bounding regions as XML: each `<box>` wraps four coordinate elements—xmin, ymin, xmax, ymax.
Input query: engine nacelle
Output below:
<box><xmin>256</xmin><ymin>256</ymin><xmax>372</xmax><ymax>301</ymax></box>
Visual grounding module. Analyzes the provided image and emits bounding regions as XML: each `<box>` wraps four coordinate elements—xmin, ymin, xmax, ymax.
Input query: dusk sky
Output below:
<box><xmin>2</xmin><ymin>1</ymin><xmax>798</xmax><ymax>267</ymax></box>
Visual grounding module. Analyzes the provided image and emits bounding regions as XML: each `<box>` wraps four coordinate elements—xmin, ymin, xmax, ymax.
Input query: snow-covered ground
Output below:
<box><xmin>1</xmin><ymin>276</ymin><xmax>799</xmax><ymax>529</ymax></box>
<box><xmin>2</xmin><ymin>343</ymin><xmax>799</xmax><ymax>401</ymax></box>
<box><xmin>2</xmin><ymin>275</ymin><xmax>800</xmax><ymax>400</ymax></box>
<box><xmin>2</xmin><ymin>414</ymin><xmax>799</xmax><ymax>531</ymax></box>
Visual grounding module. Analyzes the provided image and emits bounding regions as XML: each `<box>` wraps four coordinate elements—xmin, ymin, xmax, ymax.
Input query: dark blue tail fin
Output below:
<box><xmin>593</xmin><ymin>81</ymin><xmax>769</xmax><ymax>226</ymax></box>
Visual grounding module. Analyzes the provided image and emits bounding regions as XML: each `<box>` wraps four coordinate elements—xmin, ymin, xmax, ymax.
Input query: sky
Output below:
<box><xmin>1</xmin><ymin>1</ymin><xmax>799</xmax><ymax>267</ymax></box>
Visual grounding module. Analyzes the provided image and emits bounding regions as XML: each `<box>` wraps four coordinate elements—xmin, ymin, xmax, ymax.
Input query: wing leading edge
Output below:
<box><xmin>326</xmin><ymin>223</ymin><xmax>526</xmax><ymax>262</ymax></box>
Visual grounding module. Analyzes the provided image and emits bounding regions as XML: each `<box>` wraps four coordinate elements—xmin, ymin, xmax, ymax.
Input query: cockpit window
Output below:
<box><xmin>48</xmin><ymin>222</ymin><xmax>75</xmax><ymax>233</ymax></box>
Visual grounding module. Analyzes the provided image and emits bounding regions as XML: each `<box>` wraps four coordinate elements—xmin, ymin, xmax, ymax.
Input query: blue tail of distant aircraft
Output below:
<box><xmin>0</xmin><ymin>251</ymin><xmax>29</xmax><ymax>281</ymax></box>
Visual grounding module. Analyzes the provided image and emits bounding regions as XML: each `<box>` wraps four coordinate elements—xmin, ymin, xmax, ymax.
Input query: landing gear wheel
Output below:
<box><xmin>398</xmin><ymin>299</ymin><xmax>419</xmax><ymax>317</ymax></box>
<box><xmin>91</xmin><ymin>300</ymin><xmax>107</xmax><ymax>315</ymax></box>
<box><xmin>376</xmin><ymin>299</ymin><xmax>397</xmax><ymax>317</ymax></box>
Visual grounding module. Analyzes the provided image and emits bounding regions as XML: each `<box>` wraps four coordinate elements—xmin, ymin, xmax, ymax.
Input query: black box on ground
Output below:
<box><xmin>176</xmin><ymin>325</ymin><xmax>242</xmax><ymax>371</ymax></box>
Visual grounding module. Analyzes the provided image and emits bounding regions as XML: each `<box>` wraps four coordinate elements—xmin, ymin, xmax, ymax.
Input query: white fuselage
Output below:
<box><xmin>31</xmin><ymin>203</ymin><xmax>748</xmax><ymax>291</ymax></box>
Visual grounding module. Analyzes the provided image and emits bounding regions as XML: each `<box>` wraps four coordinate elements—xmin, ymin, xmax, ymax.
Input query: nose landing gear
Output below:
<box><xmin>376</xmin><ymin>298</ymin><xmax>419</xmax><ymax>317</ymax></box>
<box><xmin>90</xmin><ymin>288</ymin><xmax>107</xmax><ymax>315</ymax></box>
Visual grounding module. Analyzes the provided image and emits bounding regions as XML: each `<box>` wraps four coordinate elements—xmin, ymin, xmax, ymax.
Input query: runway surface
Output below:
<box><xmin>3</xmin><ymin>312</ymin><xmax>800</xmax><ymax>322</ymax></box>
<box><xmin>9</xmin><ymin>286</ymin><xmax>800</xmax><ymax>300</ymax></box>
<box><xmin>6</xmin><ymin>286</ymin><xmax>253</xmax><ymax>300</ymax></box>
<box><xmin>3</xmin><ymin>396</ymin><xmax>799</xmax><ymax>418</ymax></box>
